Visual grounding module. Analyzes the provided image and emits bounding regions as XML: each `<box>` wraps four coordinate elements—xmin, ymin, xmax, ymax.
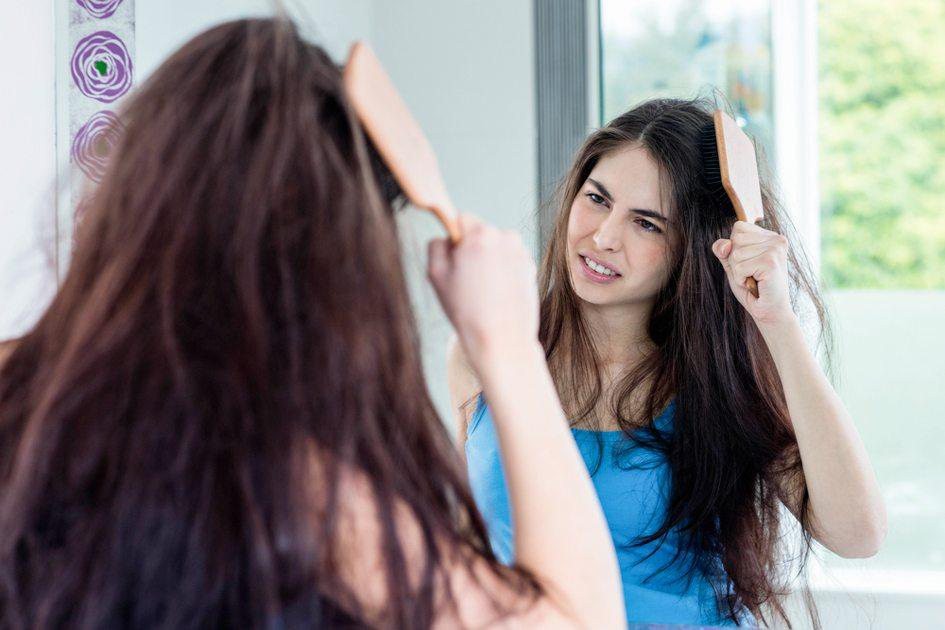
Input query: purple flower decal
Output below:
<box><xmin>71</xmin><ymin>110</ymin><xmax>124</xmax><ymax>182</ymax></box>
<box><xmin>74</xmin><ymin>0</ymin><xmax>125</xmax><ymax>19</ymax></box>
<box><xmin>71</xmin><ymin>30</ymin><xmax>133</xmax><ymax>103</ymax></box>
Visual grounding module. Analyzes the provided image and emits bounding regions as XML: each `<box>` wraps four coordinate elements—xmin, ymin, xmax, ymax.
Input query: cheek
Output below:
<box><xmin>641</xmin><ymin>246</ymin><xmax>664</xmax><ymax>267</ymax></box>
<box><xmin>634</xmin><ymin>242</ymin><xmax>672</xmax><ymax>282</ymax></box>
<box><xmin>565</xmin><ymin>205</ymin><xmax>582</xmax><ymax>252</ymax></box>
<box><xmin>567</xmin><ymin>203</ymin><xmax>597</xmax><ymax>244</ymax></box>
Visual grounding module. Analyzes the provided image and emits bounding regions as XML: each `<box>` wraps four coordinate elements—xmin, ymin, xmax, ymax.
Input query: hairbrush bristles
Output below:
<box><xmin>699</xmin><ymin>121</ymin><xmax>727</xmax><ymax>211</ymax></box>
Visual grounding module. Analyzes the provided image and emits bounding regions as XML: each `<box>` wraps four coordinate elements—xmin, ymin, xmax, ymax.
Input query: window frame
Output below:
<box><xmin>772</xmin><ymin>0</ymin><xmax>821</xmax><ymax>274</ymax></box>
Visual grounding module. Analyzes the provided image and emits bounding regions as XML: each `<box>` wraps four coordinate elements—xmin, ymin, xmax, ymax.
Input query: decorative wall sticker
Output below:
<box><xmin>71</xmin><ymin>30</ymin><xmax>133</xmax><ymax>103</ymax></box>
<box><xmin>75</xmin><ymin>0</ymin><xmax>126</xmax><ymax>20</ymax></box>
<box><xmin>71</xmin><ymin>109</ymin><xmax>124</xmax><ymax>182</ymax></box>
<box><xmin>57</xmin><ymin>0</ymin><xmax>135</xmax><ymax>272</ymax></box>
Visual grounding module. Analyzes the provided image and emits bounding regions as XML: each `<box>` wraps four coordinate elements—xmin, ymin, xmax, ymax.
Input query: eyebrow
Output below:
<box><xmin>586</xmin><ymin>177</ymin><xmax>670</xmax><ymax>224</ymax></box>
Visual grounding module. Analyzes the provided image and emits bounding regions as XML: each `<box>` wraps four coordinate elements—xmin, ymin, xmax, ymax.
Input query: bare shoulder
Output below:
<box><xmin>330</xmin><ymin>461</ymin><xmax>576</xmax><ymax>628</ymax></box>
<box><xmin>446</xmin><ymin>333</ymin><xmax>477</xmax><ymax>390</ymax></box>
<box><xmin>445</xmin><ymin>334</ymin><xmax>481</xmax><ymax>447</ymax></box>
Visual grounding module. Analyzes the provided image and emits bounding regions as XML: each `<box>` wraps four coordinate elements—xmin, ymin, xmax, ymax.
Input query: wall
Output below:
<box><xmin>0</xmin><ymin>2</ymin><xmax>58</xmax><ymax>339</ymax></box>
<box><xmin>790</xmin><ymin>289</ymin><xmax>945</xmax><ymax>629</ymax></box>
<box><xmin>136</xmin><ymin>0</ymin><xmax>373</xmax><ymax>79</ymax></box>
<box><xmin>372</xmin><ymin>0</ymin><xmax>538</xmax><ymax>422</ymax></box>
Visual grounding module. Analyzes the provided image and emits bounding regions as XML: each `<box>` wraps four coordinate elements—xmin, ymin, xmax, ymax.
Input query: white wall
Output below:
<box><xmin>782</xmin><ymin>582</ymin><xmax>945</xmax><ymax>629</ymax></box>
<box><xmin>372</xmin><ymin>0</ymin><xmax>538</xmax><ymax>420</ymax></box>
<box><xmin>0</xmin><ymin>2</ymin><xmax>58</xmax><ymax>339</ymax></box>
<box><xmin>136</xmin><ymin>0</ymin><xmax>373</xmax><ymax>79</ymax></box>
<box><xmin>795</xmin><ymin>290</ymin><xmax>945</xmax><ymax>629</ymax></box>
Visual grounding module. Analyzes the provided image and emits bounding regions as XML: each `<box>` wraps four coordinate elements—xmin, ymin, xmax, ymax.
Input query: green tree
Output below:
<box><xmin>819</xmin><ymin>0</ymin><xmax>945</xmax><ymax>288</ymax></box>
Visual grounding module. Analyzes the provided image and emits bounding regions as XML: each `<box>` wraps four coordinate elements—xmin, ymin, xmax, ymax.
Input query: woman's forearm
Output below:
<box><xmin>474</xmin><ymin>339</ymin><xmax>625</xmax><ymax>628</ymax></box>
<box><xmin>759</xmin><ymin>317</ymin><xmax>887</xmax><ymax>557</ymax></box>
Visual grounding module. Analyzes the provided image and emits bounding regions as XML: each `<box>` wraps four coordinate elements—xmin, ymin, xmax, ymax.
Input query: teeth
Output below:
<box><xmin>583</xmin><ymin>256</ymin><xmax>617</xmax><ymax>276</ymax></box>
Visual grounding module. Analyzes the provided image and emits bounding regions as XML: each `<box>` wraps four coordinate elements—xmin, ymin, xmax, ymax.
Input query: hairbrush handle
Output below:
<box><xmin>745</xmin><ymin>276</ymin><xmax>759</xmax><ymax>298</ymax></box>
<box><xmin>731</xmin><ymin>205</ymin><xmax>760</xmax><ymax>299</ymax></box>
<box><xmin>730</xmin><ymin>211</ymin><xmax>760</xmax><ymax>299</ymax></box>
<box><xmin>429</xmin><ymin>202</ymin><xmax>462</xmax><ymax>245</ymax></box>
<box><xmin>343</xmin><ymin>42</ymin><xmax>463</xmax><ymax>245</ymax></box>
<box><xmin>714</xmin><ymin>110</ymin><xmax>763</xmax><ymax>299</ymax></box>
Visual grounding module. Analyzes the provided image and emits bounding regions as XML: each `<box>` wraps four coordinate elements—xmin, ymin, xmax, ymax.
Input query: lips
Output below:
<box><xmin>580</xmin><ymin>253</ymin><xmax>621</xmax><ymax>276</ymax></box>
<box><xmin>578</xmin><ymin>255</ymin><xmax>622</xmax><ymax>284</ymax></box>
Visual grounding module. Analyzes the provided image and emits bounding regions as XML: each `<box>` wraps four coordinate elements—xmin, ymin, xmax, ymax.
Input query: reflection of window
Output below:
<box><xmin>600</xmin><ymin>0</ymin><xmax>945</xmax><ymax>579</ymax></box>
<box><xmin>817</xmin><ymin>0</ymin><xmax>945</xmax><ymax>575</ymax></box>
<box><xmin>600</xmin><ymin>0</ymin><xmax>774</xmax><ymax>162</ymax></box>
<box><xmin>819</xmin><ymin>0</ymin><xmax>945</xmax><ymax>290</ymax></box>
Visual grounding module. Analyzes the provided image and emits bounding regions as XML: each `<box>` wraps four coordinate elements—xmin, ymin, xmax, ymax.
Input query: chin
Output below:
<box><xmin>569</xmin><ymin>271</ymin><xmax>623</xmax><ymax>303</ymax></box>
<box><xmin>571</xmin><ymin>273</ymin><xmax>655</xmax><ymax>310</ymax></box>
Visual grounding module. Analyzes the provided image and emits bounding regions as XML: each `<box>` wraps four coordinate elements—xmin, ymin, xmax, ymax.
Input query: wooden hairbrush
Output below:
<box><xmin>342</xmin><ymin>42</ymin><xmax>461</xmax><ymax>244</ymax></box>
<box><xmin>701</xmin><ymin>109</ymin><xmax>765</xmax><ymax>298</ymax></box>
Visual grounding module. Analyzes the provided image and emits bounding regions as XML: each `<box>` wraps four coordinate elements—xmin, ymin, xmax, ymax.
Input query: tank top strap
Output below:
<box><xmin>466</xmin><ymin>391</ymin><xmax>488</xmax><ymax>437</ymax></box>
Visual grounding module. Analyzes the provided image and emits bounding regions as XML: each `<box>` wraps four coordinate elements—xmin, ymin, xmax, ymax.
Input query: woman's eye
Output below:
<box><xmin>636</xmin><ymin>219</ymin><xmax>661</xmax><ymax>233</ymax></box>
<box><xmin>586</xmin><ymin>192</ymin><xmax>606</xmax><ymax>206</ymax></box>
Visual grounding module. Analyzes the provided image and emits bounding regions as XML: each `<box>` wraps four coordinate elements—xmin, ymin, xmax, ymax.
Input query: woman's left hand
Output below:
<box><xmin>712</xmin><ymin>220</ymin><xmax>796</xmax><ymax>329</ymax></box>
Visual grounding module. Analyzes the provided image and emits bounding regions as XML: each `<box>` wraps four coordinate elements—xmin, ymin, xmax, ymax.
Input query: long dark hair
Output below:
<box><xmin>0</xmin><ymin>18</ymin><xmax>533</xmax><ymax>628</ymax></box>
<box><xmin>537</xmin><ymin>98</ymin><xmax>830</xmax><ymax>627</ymax></box>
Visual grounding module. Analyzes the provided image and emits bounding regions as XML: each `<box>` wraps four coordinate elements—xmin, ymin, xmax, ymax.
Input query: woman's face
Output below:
<box><xmin>566</xmin><ymin>145</ymin><xmax>675</xmax><ymax>311</ymax></box>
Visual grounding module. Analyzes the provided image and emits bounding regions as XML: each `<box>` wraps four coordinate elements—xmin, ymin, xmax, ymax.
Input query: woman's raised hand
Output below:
<box><xmin>711</xmin><ymin>220</ymin><xmax>796</xmax><ymax>331</ymax></box>
<box><xmin>427</xmin><ymin>214</ymin><xmax>539</xmax><ymax>373</ymax></box>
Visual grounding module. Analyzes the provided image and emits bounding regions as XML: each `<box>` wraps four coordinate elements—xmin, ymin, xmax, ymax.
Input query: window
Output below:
<box><xmin>819</xmin><ymin>0</ymin><xmax>945</xmax><ymax>290</ymax></box>
<box><xmin>816</xmin><ymin>0</ymin><xmax>945</xmax><ymax>574</ymax></box>
<box><xmin>600</xmin><ymin>0</ymin><xmax>775</xmax><ymax>162</ymax></box>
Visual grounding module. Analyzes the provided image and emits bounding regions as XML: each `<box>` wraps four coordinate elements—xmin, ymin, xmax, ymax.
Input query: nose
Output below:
<box><xmin>593</xmin><ymin>211</ymin><xmax>623</xmax><ymax>252</ymax></box>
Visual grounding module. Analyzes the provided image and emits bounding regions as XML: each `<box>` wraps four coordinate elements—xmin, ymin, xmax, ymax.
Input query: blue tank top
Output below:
<box><xmin>465</xmin><ymin>393</ymin><xmax>755</xmax><ymax>627</ymax></box>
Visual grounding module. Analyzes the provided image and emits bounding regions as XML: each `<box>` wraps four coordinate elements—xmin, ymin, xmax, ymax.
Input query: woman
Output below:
<box><xmin>0</xmin><ymin>18</ymin><xmax>625</xmax><ymax>629</ymax></box>
<box><xmin>453</xmin><ymin>99</ymin><xmax>886</xmax><ymax>627</ymax></box>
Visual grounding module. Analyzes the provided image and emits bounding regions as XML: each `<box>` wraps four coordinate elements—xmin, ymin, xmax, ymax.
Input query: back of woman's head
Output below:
<box><xmin>0</xmin><ymin>17</ymin><xmax>505</xmax><ymax>628</ymax></box>
<box><xmin>539</xmin><ymin>98</ymin><xmax>828</xmax><ymax>626</ymax></box>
